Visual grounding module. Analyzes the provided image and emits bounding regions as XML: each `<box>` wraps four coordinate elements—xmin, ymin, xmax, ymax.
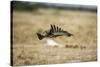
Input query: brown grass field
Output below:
<box><xmin>12</xmin><ymin>8</ymin><xmax>97</xmax><ymax>66</ymax></box>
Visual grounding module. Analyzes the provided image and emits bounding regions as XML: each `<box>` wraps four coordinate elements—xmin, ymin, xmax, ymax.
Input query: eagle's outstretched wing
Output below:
<box><xmin>48</xmin><ymin>24</ymin><xmax>73</xmax><ymax>37</ymax></box>
<box><xmin>49</xmin><ymin>24</ymin><xmax>62</xmax><ymax>34</ymax></box>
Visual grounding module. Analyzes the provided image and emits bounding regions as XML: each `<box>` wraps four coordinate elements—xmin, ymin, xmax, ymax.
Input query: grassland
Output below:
<box><xmin>12</xmin><ymin>8</ymin><xmax>97</xmax><ymax>66</ymax></box>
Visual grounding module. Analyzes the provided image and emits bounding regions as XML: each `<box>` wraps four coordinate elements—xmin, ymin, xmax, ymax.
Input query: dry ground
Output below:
<box><xmin>12</xmin><ymin>8</ymin><xmax>97</xmax><ymax>66</ymax></box>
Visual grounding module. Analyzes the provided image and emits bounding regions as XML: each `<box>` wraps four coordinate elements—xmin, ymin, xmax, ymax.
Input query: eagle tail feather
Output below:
<box><xmin>37</xmin><ymin>33</ymin><xmax>44</xmax><ymax>40</ymax></box>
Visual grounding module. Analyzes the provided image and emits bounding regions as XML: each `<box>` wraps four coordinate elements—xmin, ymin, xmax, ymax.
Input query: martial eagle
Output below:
<box><xmin>37</xmin><ymin>24</ymin><xmax>73</xmax><ymax>40</ymax></box>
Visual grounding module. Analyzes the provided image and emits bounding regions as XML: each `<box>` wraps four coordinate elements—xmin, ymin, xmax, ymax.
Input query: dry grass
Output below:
<box><xmin>12</xmin><ymin>8</ymin><xmax>97</xmax><ymax>66</ymax></box>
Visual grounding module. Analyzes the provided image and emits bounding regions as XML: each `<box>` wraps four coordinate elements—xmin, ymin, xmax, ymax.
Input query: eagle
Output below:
<box><xmin>37</xmin><ymin>24</ymin><xmax>73</xmax><ymax>40</ymax></box>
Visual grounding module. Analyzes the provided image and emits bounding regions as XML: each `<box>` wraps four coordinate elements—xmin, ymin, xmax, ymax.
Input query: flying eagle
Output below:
<box><xmin>37</xmin><ymin>24</ymin><xmax>73</xmax><ymax>40</ymax></box>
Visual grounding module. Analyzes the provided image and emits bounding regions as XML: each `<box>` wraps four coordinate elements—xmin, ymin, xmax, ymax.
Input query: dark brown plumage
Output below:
<box><xmin>37</xmin><ymin>24</ymin><xmax>73</xmax><ymax>40</ymax></box>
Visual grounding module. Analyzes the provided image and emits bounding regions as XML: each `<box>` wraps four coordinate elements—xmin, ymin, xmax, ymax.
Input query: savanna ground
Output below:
<box><xmin>12</xmin><ymin>8</ymin><xmax>97</xmax><ymax>66</ymax></box>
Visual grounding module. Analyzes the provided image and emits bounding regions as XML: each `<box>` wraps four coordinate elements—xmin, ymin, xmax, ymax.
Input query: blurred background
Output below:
<box><xmin>11</xmin><ymin>1</ymin><xmax>97</xmax><ymax>66</ymax></box>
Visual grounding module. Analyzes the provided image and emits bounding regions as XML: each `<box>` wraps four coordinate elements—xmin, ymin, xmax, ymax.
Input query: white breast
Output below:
<box><xmin>42</xmin><ymin>38</ymin><xmax>60</xmax><ymax>47</ymax></box>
